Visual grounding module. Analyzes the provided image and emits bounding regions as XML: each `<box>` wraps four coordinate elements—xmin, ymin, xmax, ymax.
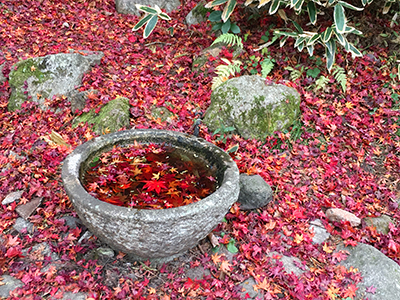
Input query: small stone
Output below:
<box><xmin>186</xmin><ymin>266</ymin><xmax>211</xmax><ymax>280</ymax></box>
<box><xmin>61</xmin><ymin>215</ymin><xmax>82</xmax><ymax>229</ymax></box>
<box><xmin>364</xmin><ymin>215</ymin><xmax>393</xmax><ymax>235</ymax></box>
<box><xmin>239</xmin><ymin>277</ymin><xmax>262</xmax><ymax>299</ymax></box>
<box><xmin>309</xmin><ymin>219</ymin><xmax>330</xmax><ymax>244</ymax></box>
<box><xmin>22</xmin><ymin>242</ymin><xmax>59</xmax><ymax>262</ymax></box>
<box><xmin>326</xmin><ymin>208</ymin><xmax>361</xmax><ymax>227</ymax></box>
<box><xmin>78</xmin><ymin>231</ymin><xmax>93</xmax><ymax>243</ymax></box>
<box><xmin>268</xmin><ymin>252</ymin><xmax>309</xmax><ymax>277</ymax></box>
<box><xmin>62</xmin><ymin>22</ymin><xmax>70</xmax><ymax>28</ymax></box>
<box><xmin>238</xmin><ymin>174</ymin><xmax>272</xmax><ymax>210</ymax></box>
<box><xmin>2</xmin><ymin>190</ymin><xmax>24</xmax><ymax>205</ymax></box>
<box><xmin>0</xmin><ymin>275</ymin><xmax>23</xmax><ymax>298</ymax></box>
<box><xmin>96</xmin><ymin>247</ymin><xmax>115</xmax><ymax>258</ymax></box>
<box><xmin>62</xmin><ymin>291</ymin><xmax>89</xmax><ymax>300</ymax></box>
<box><xmin>12</xmin><ymin>217</ymin><xmax>34</xmax><ymax>233</ymax></box>
<box><xmin>15</xmin><ymin>197</ymin><xmax>42</xmax><ymax>220</ymax></box>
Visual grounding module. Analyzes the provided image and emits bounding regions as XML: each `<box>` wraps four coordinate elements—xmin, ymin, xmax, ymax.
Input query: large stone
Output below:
<box><xmin>8</xmin><ymin>51</ymin><xmax>103</xmax><ymax>111</ymax></box>
<box><xmin>238</xmin><ymin>174</ymin><xmax>272</xmax><ymax>210</ymax></box>
<box><xmin>203</xmin><ymin>75</ymin><xmax>301</xmax><ymax>140</ymax></box>
<box><xmin>338</xmin><ymin>243</ymin><xmax>400</xmax><ymax>299</ymax></box>
<box><xmin>74</xmin><ymin>97</ymin><xmax>130</xmax><ymax>134</ymax></box>
<box><xmin>115</xmin><ymin>0</ymin><xmax>180</xmax><ymax>15</ymax></box>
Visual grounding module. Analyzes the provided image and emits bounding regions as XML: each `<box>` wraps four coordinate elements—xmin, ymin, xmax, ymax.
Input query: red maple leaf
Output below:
<box><xmin>143</xmin><ymin>180</ymin><xmax>168</xmax><ymax>194</ymax></box>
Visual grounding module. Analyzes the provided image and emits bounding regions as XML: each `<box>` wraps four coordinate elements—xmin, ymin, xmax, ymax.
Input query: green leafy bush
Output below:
<box><xmin>132</xmin><ymin>5</ymin><xmax>171</xmax><ymax>38</ymax></box>
<box><xmin>205</xmin><ymin>0</ymin><xmax>371</xmax><ymax>71</ymax></box>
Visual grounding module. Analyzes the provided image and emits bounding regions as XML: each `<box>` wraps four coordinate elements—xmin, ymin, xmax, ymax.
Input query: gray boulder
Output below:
<box><xmin>203</xmin><ymin>75</ymin><xmax>301</xmax><ymax>140</ymax></box>
<box><xmin>338</xmin><ymin>243</ymin><xmax>400</xmax><ymax>299</ymax></box>
<box><xmin>68</xmin><ymin>89</ymin><xmax>98</xmax><ymax>112</ymax></box>
<box><xmin>237</xmin><ymin>174</ymin><xmax>272</xmax><ymax>210</ymax></box>
<box><xmin>8</xmin><ymin>51</ymin><xmax>103</xmax><ymax>111</ymax></box>
<box><xmin>115</xmin><ymin>0</ymin><xmax>180</xmax><ymax>15</ymax></box>
<box><xmin>73</xmin><ymin>96</ymin><xmax>130</xmax><ymax>135</ymax></box>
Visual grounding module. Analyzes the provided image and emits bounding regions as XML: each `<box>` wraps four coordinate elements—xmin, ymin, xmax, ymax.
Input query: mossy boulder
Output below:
<box><xmin>8</xmin><ymin>51</ymin><xmax>103</xmax><ymax>111</ymax></box>
<box><xmin>74</xmin><ymin>97</ymin><xmax>130</xmax><ymax>134</ymax></box>
<box><xmin>203</xmin><ymin>75</ymin><xmax>301</xmax><ymax>140</ymax></box>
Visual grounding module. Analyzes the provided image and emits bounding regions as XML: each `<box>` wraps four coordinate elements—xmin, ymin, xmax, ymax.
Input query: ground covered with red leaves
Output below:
<box><xmin>1</xmin><ymin>0</ymin><xmax>400</xmax><ymax>299</ymax></box>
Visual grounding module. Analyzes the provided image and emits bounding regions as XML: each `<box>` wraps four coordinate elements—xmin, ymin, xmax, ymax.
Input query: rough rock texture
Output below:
<box><xmin>239</xmin><ymin>277</ymin><xmax>262</xmax><ymax>299</ymax></box>
<box><xmin>16</xmin><ymin>197</ymin><xmax>42</xmax><ymax>219</ymax></box>
<box><xmin>185</xmin><ymin>0</ymin><xmax>210</xmax><ymax>25</ymax></box>
<box><xmin>338</xmin><ymin>243</ymin><xmax>400</xmax><ymax>300</ymax></box>
<box><xmin>68</xmin><ymin>89</ymin><xmax>98</xmax><ymax>112</ymax></box>
<box><xmin>62</xmin><ymin>292</ymin><xmax>89</xmax><ymax>300</ymax></box>
<box><xmin>237</xmin><ymin>174</ymin><xmax>272</xmax><ymax>210</ymax></box>
<box><xmin>364</xmin><ymin>215</ymin><xmax>393</xmax><ymax>235</ymax></box>
<box><xmin>309</xmin><ymin>219</ymin><xmax>330</xmax><ymax>244</ymax></box>
<box><xmin>74</xmin><ymin>97</ymin><xmax>130</xmax><ymax>134</ymax></box>
<box><xmin>0</xmin><ymin>62</ymin><xmax>6</xmax><ymax>84</ymax></box>
<box><xmin>267</xmin><ymin>252</ymin><xmax>309</xmax><ymax>276</ymax></box>
<box><xmin>326</xmin><ymin>208</ymin><xmax>361</xmax><ymax>227</ymax></box>
<box><xmin>0</xmin><ymin>275</ymin><xmax>23</xmax><ymax>298</ymax></box>
<box><xmin>22</xmin><ymin>242</ymin><xmax>59</xmax><ymax>262</ymax></box>
<box><xmin>8</xmin><ymin>51</ymin><xmax>103</xmax><ymax>111</ymax></box>
<box><xmin>115</xmin><ymin>0</ymin><xmax>180</xmax><ymax>15</ymax></box>
<box><xmin>12</xmin><ymin>217</ymin><xmax>34</xmax><ymax>233</ymax></box>
<box><xmin>2</xmin><ymin>190</ymin><xmax>24</xmax><ymax>205</ymax></box>
<box><xmin>203</xmin><ymin>75</ymin><xmax>301</xmax><ymax>140</ymax></box>
<box><xmin>62</xmin><ymin>129</ymin><xmax>239</xmax><ymax>262</ymax></box>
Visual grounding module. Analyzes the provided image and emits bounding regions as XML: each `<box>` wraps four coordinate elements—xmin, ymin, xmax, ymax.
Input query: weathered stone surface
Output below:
<box><xmin>364</xmin><ymin>215</ymin><xmax>393</xmax><ymax>235</ymax></box>
<box><xmin>12</xmin><ymin>217</ymin><xmax>34</xmax><ymax>233</ymax></box>
<box><xmin>115</xmin><ymin>0</ymin><xmax>180</xmax><ymax>15</ymax></box>
<box><xmin>8</xmin><ymin>51</ymin><xmax>103</xmax><ymax>111</ymax></box>
<box><xmin>62</xmin><ymin>291</ymin><xmax>88</xmax><ymax>300</ymax></box>
<box><xmin>74</xmin><ymin>96</ymin><xmax>130</xmax><ymax>134</ymax></box>
<box><xmin>61</xmin><ymin>215</ymin><xmax>82</xmax><ymax>229</ymax></box>
<box><xmin>309</xmin><ymin>219</ymin><xmax>330</xmax><ymax>244</ymax></box>
<box><xmin>338</xmin><ymin>242</ymin><xmax>400</xmax><ymax>300</ymax></box>
<box><xmin>62</xmin><ymin>129</ymin><xmax>239</xmax><ymax>262</ymax></box>
<box><xmin>96</xmin><ymin>247</ymin><xmax>115</xmax><ymax>258</ymax></box>
<box><xmin>0</xmin><ymin>275</ymin><xmax>23</xmax><ymax>298</ymax></box>
<box><xmin>326</xmin><ymin>208</ymin><xmax>361</xmax><ymax>227</ymax></box>
<box><xmin>203</xmin><ymin>75</ymin><xmax>301</xmax><ymax>140</ymax></box>
<box><xmin>185</xmin><ymin>0</ymin><xmax>210</xmax><ymax>25</ymax></box>
<box><xmin>68</xmin><ymin>89</ymin><xmax>98</xmax><ymax>112</ymax></box>
<box><xmin>238</xmin><ymin>174</ymin><xmax>272</xmax><ymax>210</ymax></box>
<box><xmin>0</xmin><ymin>62</ymin><xmax>6</xmax><ymax>84</ymax></box>
<box><xmin>186</xmin><ymin>266</ymin><xmax>211</xmax><ymax>280</ymax></box>
<box><xmin>22</xmin><ymin>242</ymin><xmax>59</xmax><ymax>261</ymax></box>
<box><xmin>16</xmin><ymin>197</ymin><xmax>42</xmax><ymax>220</ymax></box>
<box><xmin>2</xmin><ymin>190</ymin><xmax>24</xmax><ymax>205</ymax></box>
<box><xmin>268</xmin><ymin>252</ymin><xmax>309</xmax><ymax>276</ymax></box>
<box><xmin>239</xmin><ymin>277</ymin><xmax>262</xmax><ymax>299</ymax></box>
